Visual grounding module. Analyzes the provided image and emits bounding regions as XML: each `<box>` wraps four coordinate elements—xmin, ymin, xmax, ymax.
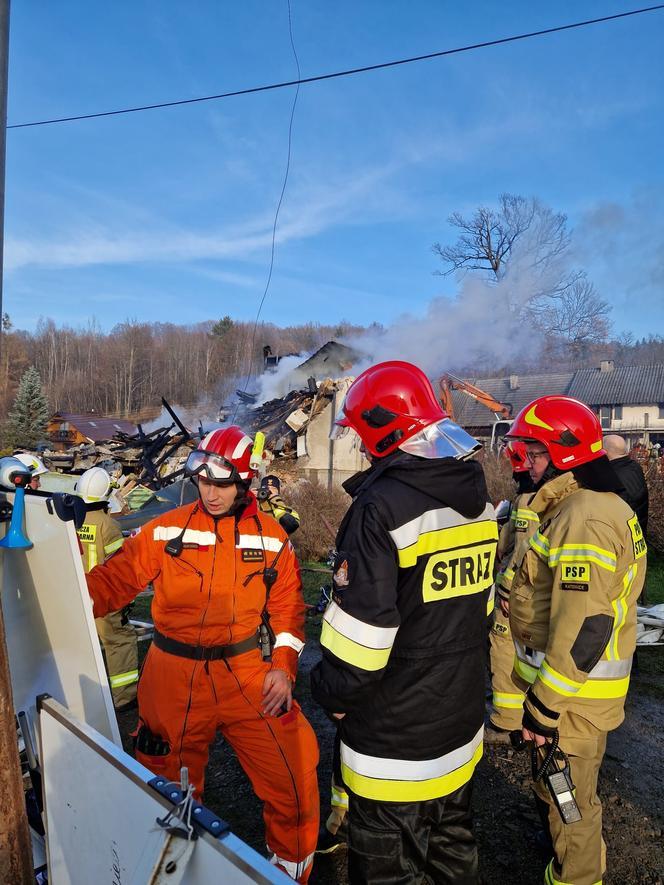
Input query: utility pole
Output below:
<box><xmin>0</xmin><ymin>2</ymin><xmax>34</xmax><ymax>881</ymax></box>
<box><xmin>0</xmin><ymin>0</ymin><xmax>7</xmax><ymax>338</ymax></box>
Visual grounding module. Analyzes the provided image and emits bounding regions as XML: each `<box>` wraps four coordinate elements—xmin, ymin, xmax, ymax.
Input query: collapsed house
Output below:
<box><xmin>39</xmin><ymin>401</ymin><xmax>197</xmax><ymax>494</ymax></box>
<box><xmin>243</xmin><ymin>376</ymin><xmax>367</xmax><ymax>487</ymax></box>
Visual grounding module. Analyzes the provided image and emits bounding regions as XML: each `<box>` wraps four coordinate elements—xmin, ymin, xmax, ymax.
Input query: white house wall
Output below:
<box><xmin>605</xmin><ymin>404</ymin><xmax>664</xmax><ymax>432</ymax></box>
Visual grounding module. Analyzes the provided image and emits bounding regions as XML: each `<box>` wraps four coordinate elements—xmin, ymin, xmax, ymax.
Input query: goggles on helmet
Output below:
<box><xmin>185</xmin><ymin>450</ymin><xmax>241</xmax><ymax>483</ymax></box>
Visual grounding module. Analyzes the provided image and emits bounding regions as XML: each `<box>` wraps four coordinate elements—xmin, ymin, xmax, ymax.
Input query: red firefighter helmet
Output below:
<box><xmin>332</xmin><ymin>361</ymin><xmax>448</xmax><ymax>458</ymax></box>
<box><xmin>505</xmin><ymin>395</ymin><xmax>604</xmax><ymax>470</ymax></box>
<box><xmin>501</xmin><ymin>439</ymin><xmax>529</xmax><ymax>473</ymax></box>
<box><xmin>185</xmin><ymin>426</ymin><xmax>256</xmax><ymax>482</ymax></box>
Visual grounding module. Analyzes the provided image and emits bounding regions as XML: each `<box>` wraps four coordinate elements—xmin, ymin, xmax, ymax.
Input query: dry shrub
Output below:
<box><xmin>644</xmin><ymin>462</ymin><xmax>664</xmax><ymax>554</ymax></box>
<box><xmin>287</xmin><ymin>479</ymin><xmax>350</xmax><ymax>562</ymax></box>
<box><xmin>475</xmin><ymin>450</ymin><xmax>516</xmax><ymax>505</ymax></box>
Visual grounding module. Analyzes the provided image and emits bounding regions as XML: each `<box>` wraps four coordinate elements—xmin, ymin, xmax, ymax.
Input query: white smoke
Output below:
<box><xmin>346</xmin><ymin>243</ymin><xmax>553</xmax><ymax>378</ymax></box>
<box><xmin>251</xmin><ymin>353</ymin><xmax>313</xmax><ymax>405</ymax></box>
<box><xmin>140</xmin><ymin>401</ymin><xmax>224</xmax><ymax>437</ymax></box>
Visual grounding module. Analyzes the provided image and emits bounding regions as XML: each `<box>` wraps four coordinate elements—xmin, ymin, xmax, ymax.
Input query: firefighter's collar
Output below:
<box><xmin>530</xmin><ymin>472</ymin><xmax>579</xmax><ymax>515</ymax></box>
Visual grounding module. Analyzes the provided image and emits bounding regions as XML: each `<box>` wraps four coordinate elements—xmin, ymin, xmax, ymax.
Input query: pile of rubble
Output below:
<box><xmin>241</xmin><ymin>378</ymin><xmax>344</xmax><ymax>457</ymax></box>
<box><xmin>39</xmin><ymin>399</ymin><xmax>197</xmax><ymax>490</ymax></box>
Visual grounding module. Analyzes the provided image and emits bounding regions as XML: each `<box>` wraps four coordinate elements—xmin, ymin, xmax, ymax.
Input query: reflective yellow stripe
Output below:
<box><xmin>486</xmin><ymin>585</ymin><xmax>495</xmax><ymax>616</ymax></box>
<box><xmin>576</xmin><ymin>675</ymin><xmax>630</xmax><ymax>699</ymax></box>
<box><xmin>514</xmin><ymin>656</ymin><xmax>539</xmax><ymax>684</ymax></box>
<box><xmin>341</xmin><ymin>741</ymin><xmax>482</xmax><ymax>803</ymax></box>
<box><xmin>544</xmin><ymin>858</ymin><xmax>602</xmax><ymax>885</ymax></box>
<box><xmin>320</xmin><ymin>621</ymin><xmax>392</xmax><ymax>672</ymax></box>
<box><xmin>530</xmin><ymin>531</ymin><xmax>550</xmax><ymax>560</ymax></box>
<box><xmin>397</xmin><ymin>521</ymin><xmax>498</xmax><ymax>568</ymax></box>
<box><xmin>548</xmin><ymin>544</ymin><xmax>617</xmax><ymax>573</ymax></box>
<box><xmin>512</xmin><ymin>508</ymin><xmax>539</xmax><ymax>522</ymax></box>
<box><xmin>104</xmin><ymin>537</ymin><xmax>124</xmax><ymax>556</ymax></box>
<box><xmin>608</xmin><ymin>564</ymin><xmax>636</xmax><ymax>660</ymax></box>
<box><xmin>109</xmin><ymin>670</ymin><xmax>139</xmax><ymax>688</ymax></box>
<box><xmin>500</xmin><ymin>566</ymin><xmax>515</xmax><ymax>582</ymax></box>
<box><xmin>493</xmin><ymin>691</ymin><xmax>525</xmax><ymax>710</ymax></box>
<box><xmin>539</xmin><ymin>661</ymin><xmax>583</xmax><ymax>696</ymax></box>
<box><xmin>88</xmin><ymin>543</ymin><xmax>98</xmax><ymax>572</ymax></box>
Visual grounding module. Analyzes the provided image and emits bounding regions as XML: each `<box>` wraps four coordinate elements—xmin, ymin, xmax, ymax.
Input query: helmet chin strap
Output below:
<box><xmin>534</xmin><ymin>461</ymin><xmax>563</xmax><ymax>490</ymax></box>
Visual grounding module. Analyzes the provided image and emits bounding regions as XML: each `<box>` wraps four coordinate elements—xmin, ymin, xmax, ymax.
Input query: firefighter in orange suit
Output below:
<box><xmin>505</xmin><ymin>397</ymin><xmax>645</xmax><ymax>885</ymax></box>
<box><xmin>86</xmin><ymin>427</ymin><xmax>320</xmax><ymax>882</ymax></box>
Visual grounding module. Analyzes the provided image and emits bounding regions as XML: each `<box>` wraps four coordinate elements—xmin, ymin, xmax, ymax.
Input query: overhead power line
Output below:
<box><xmin>8</xmin><ymin>4</ymin><xmax>664</xmax><ymax>131</ymax></box>
<box><xmin>230</xmin><ymin>0</ymin><xmax>301</xmax><ymax>423</ymax></box>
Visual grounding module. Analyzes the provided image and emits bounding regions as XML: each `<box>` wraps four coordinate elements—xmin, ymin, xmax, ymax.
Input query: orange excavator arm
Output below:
<box><xmin>439</xmin><ymin>373</ymin><xmax>513</xmax><ymax>421</ymax></box>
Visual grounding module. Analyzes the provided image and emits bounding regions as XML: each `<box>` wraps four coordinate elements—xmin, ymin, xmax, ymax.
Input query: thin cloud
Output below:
<box><xmin>4</xmin><ymin>162</ymin><xmax>398</xmax><ymax>272</ymax></box>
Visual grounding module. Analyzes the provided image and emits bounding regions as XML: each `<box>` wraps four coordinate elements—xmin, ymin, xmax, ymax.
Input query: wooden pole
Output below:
<box><xmin>0</xmin><ymin>601</ymin><xmax>34</xmax><ymax>883</ymax></box>
<box><xmin>0</xmin><ymin>2</ymin><xmax>34</xmax><ymax>880</ymax></box>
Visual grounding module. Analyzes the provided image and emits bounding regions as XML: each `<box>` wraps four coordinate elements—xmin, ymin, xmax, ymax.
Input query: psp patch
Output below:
<box><xmin>561</xmin><ymin>562</ymin><xmax>590</xmax><ymax>591</ymax></box>
<box><xmin>242</xmin><ymin>548</ymin><xmax>264</xmax><ymax>562</ymax></box>
<box><xmin>514</xmin><ymin>517</ymin><xmax>529</xmax><ymax>532</ymax></box>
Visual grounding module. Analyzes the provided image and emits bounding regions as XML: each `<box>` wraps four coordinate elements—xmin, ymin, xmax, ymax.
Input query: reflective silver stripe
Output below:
<box><xmin>236</xmin><ymin>533</ymin><xmax>283</xmax><ymax>553</ymax></box>
<box><xmin>388</xmin><ymin>502</ymin><xmax>495</xmax><ymax>551</ymax></box>
<box><xmin>590</xmin><ymin>658</ymin><xmax>632</xmax><ymax>678</ymax></box>
<box><xmin>340</xmin><ymin>726</ymin><xmax>483</xmax><ymax>781</ymax></box>
<box><xmin>516</xmin><ymin>641</ymin><xmax>632</xmax><ymax>680</ymax></box>
<box><xmin>269</xmin><ymin>851</ymin><xmax>314</xmax><ymax>880</ymax></box>
<box><xmin>273</xmin><ymin>632</ymin><xmax>305</xmax><ymax>655</ymax></box>
<box><xmin>514</xmin><ymin>640</ymin><xmax>545</xmax><ymax>668</ymax></box>
<box><xmin>548</xmin><ymin>544</ymin><xmax>617</xmax><ymax>571</ymax></box>
<box><xmin>152</xmin><ymin>526</ymin><xmax>217</xmax><ymax>545</ymax></box>
<box><xmin>324</xmin><ymin>600</ymin><xmax>398</xmax><ymax>649</ymax></box>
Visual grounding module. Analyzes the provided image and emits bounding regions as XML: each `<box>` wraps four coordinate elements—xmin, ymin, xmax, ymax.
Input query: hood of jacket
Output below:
<box><xmin>343</xmin><ymin>450</ymin><xmax>489</xmax><ymax>520</ymax></box>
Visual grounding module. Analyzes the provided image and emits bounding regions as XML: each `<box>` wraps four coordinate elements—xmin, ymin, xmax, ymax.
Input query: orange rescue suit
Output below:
<box><xmin>87</xmin><ymin>495</ymin><xmax>319</xmax><ymax>882</ymax></box>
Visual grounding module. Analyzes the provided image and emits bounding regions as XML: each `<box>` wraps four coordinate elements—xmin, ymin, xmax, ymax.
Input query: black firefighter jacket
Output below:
<box><xmin>311</xmin><ymin>451</ymin><xmax>498</xmax><ymax>803</ymax></box>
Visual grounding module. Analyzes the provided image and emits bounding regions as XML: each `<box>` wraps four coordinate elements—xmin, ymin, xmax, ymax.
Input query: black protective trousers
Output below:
<box><xmin>347</xmin><ymin>781</ymin><xmax>478</xmax><ymax>885</ymax></box>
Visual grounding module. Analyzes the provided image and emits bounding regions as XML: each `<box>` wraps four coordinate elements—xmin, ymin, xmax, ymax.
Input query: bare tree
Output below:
<box><xmin>541</xmin><ymin>278</ymin><xmax>611</xmax><ymax>345</ymax></box>
<box><xmin>432</xmin><ymin>193</ymin><xmax>610</xmax><ymax>345</ymax></box>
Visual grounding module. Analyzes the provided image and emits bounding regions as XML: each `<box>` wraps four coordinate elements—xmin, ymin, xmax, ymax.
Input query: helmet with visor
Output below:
<box><xmin>185</xmin><ymin>426</ymin><xmax>255</xmax><ymax>484</ymax></box>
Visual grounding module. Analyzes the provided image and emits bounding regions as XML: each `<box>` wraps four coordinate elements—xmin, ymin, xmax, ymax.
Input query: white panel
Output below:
<box><xmin>39</xmin><ymin>699</ymin><xmax>288</xmax><ymax>884</ymax></box>
<box><xmin>0</xmin><ymin>492</ymin><xmax>119</xmax><ymax>743</ymax></box>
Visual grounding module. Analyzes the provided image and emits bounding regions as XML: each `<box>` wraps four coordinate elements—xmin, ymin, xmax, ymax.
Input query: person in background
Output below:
<box><xmin>257</xmin><ymin>474</ymin><xmax>301</xmax><ymax>535</ymax></box>
<box><xmin>603</xmin><ymin>434</ymin><xmax>649</xmax><ymax>534</ymax></box>
<box><xmin>486</xmin><ymin>440</ymin><xmax>538</xmax><ymax>742</ymax></box>
<box><xmin>14</xmin><ymin>453</ymin><xmax>48</xmax><ymax>491</ymax></box>
<box><xmin>506</xmin><ymin>397</ymin><xmax>645</xmax><ymax>885</ymax></box>
<box><xmin>76</xmin><ymin>466</ymin><xmax>139</xmax><ymax>713</ymax></box>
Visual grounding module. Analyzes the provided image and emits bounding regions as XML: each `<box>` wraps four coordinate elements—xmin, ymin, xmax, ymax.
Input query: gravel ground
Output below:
<box><xmin>118</xmin><ymin>633</ymin><xmax>664</xmax><ymax>885</ymax></box>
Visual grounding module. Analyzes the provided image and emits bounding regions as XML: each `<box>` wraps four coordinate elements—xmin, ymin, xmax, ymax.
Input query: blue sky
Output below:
<box><xmin>4</xmin><ymin>1</ymin><xmax>664</xmax><ymax>339</ymax></box>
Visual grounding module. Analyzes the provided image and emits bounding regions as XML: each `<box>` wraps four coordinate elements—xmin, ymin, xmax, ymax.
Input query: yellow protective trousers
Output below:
<box><xmin>489</xmin><ymin>607</ymin><xmax>525</xmax><ymax>731</ymax></box>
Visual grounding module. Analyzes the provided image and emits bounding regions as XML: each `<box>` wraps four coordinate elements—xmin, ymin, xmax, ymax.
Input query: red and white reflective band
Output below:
<box><xmin>269</xmin><ymin>850</ymin><xmax>314</xmax><ymax>881</ymax></box>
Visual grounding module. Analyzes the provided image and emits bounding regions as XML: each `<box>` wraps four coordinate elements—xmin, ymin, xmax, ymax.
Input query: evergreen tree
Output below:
<box><xmin>6</xmin><ymin>366</ymin><xmax>50</xmax><ymax>449</ymax></box>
